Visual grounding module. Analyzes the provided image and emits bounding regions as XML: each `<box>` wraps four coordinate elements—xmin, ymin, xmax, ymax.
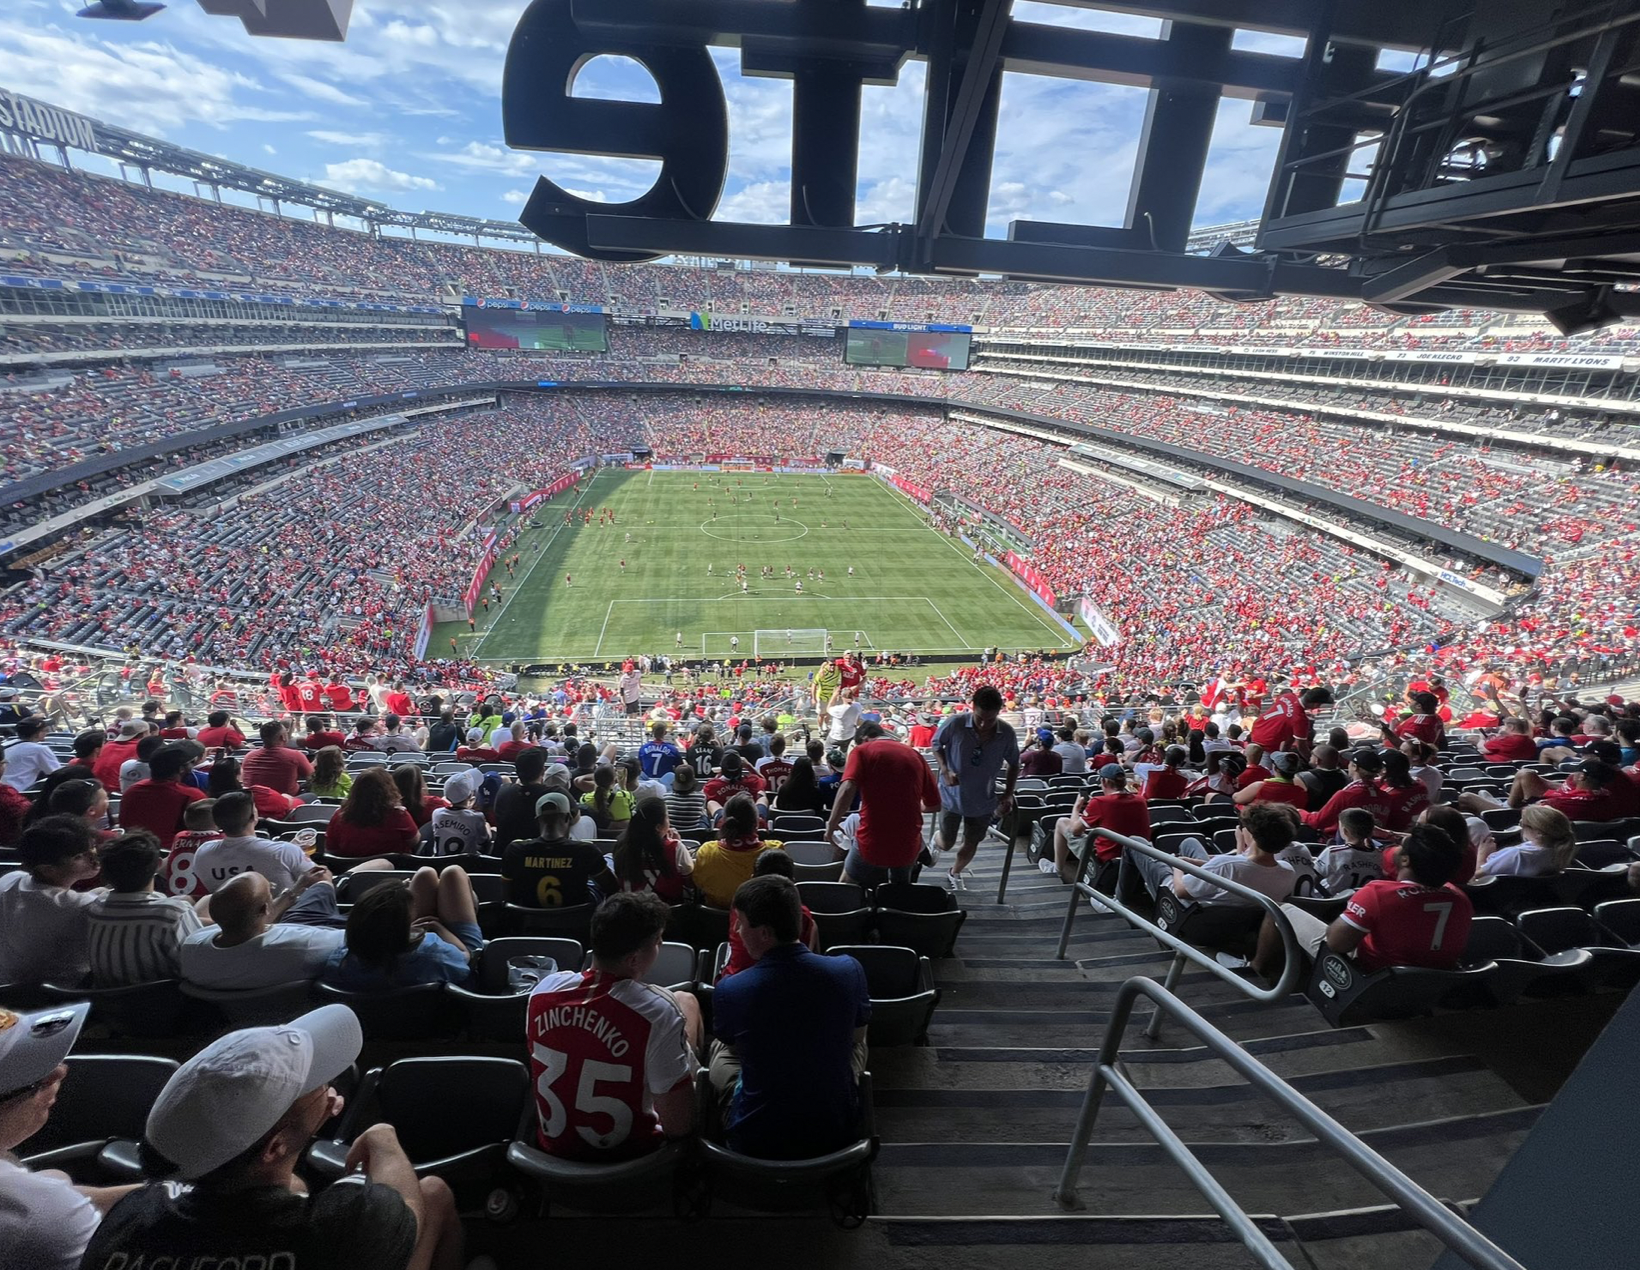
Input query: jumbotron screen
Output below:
<box><xmin>843</xmin><ymin>328</ymin><xmax>971</xmax><ymax>371</ymax></box>
<box><xmin>462</xmin><ymin>307</ymin><xmax>608</xmax><ymax>352</ymax></box>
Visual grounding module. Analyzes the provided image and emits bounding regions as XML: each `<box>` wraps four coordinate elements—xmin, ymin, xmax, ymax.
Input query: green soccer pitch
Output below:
<box><xmin>440</xmin><ymin>469</ymin><xmax>1083</xmax><ymax>664</ymax></box>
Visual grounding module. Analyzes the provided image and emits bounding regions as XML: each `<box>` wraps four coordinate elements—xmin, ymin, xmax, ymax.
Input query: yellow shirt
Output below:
<box><xmin>691</xmin><ymin>836</ymin><xmax>784</xmax><ymax>908</ymax></box>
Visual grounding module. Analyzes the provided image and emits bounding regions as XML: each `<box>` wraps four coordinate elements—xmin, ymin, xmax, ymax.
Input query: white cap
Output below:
<box><xmin>442</xmin><ymin>769</ymin><xmax>482</xmax><ymax>805</ymax></box>
<box><xmin>145</xmin><ymin>1005</ymin><xmax>361</xmax><ymax>1180</ymax></box>
<box><xmin>0</xmin><ymin>1002</ymin><xmax>88</xmax><ymax>1097</ymax></box>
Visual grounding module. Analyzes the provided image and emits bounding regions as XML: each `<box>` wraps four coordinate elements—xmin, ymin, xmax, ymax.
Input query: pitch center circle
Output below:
<box><xmin>700</xmin><ymin>515</ymin><xmax>810</xmax><ymax>543</ymax></box>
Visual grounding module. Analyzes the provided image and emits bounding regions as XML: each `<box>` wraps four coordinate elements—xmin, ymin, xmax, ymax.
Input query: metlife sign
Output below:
<box><xmin>0</xmin><ymin>90</ymin><xmax>96</xmax><ymax>152</ymax></box>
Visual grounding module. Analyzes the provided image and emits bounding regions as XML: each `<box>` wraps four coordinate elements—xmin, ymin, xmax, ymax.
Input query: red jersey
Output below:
<box><xmin>1235</xmin><ymin>764</ymin><xmax>1271</xmax><ymax>790</ymax></box>
<box><xmin>196</xmin><ymin>725</ymin><xmax>246</xmax><ymax>749</ymax></box>
<box><xmin>840</xmin><ymin>739</ymin><xmax>941</xmax><ymax>868</ymax></box>
<box><xmin>703</xmin><ymin>771</ymin><xmax>767</xmax><ymax>806</ymax></box>
<box><xmin>300</xmin><ymin>730</ymin><xmax>347</xmax><ymax>751</ymax></box>
<box><xmin>324</xmin><ymin>683</ymin><xmax>355</xmax><ymax>711</ymax></box>
<box><xmin>1248</xmin><ymin>690</ymin><xmax>1311</xmax><ymax>752</ymax></box>
<box><xmin>277</xmin><ymin>684</ymin><xmax>305</xmax><ymax>715</ymax></box>
<box><xmin>1242</xmin><ymin>779</ymin><xmax>1309</xmax><ymax>810</ymax></box>
<box><xmin>1341</xmin><ymin>880</ymin><xmax>1473</xmax><ymax>973</ymax></box>
<box><xmin>836</xmin><ymin>659</ymin><xmax>864</xmax><ymax>691</ymax></box>
<box><xmin>1141</xmin><ymin>767</ymin><xmax>1190</xmax><ymax>800</ymax></box>
<box><xmin>526</xmin><ymin>969</ymin><xmax>697</xmax><ymax>1162</ymax></box>
<box><xmin>385</xmin><ymin>691</ymin><xmax>415</xmax><ymax>717</ymax></box>
<box><xmin>1393</xmin><ymin>714</ymin><xmax>1445</xmax><ymax>748</ymax></box>
<box><xmin>323</xmin><ymin>809</ymin><xmax>420</xmax><ymax>858</ymax></box>
<box><xmin>296</xmin><ymin>681</ymin><xmax>325</xmax><ymax>712</ymax></box>
<box><xmin>908</xmin><ymin>723</ymin><xmax>935</xmax><ymax>749</ymax></box>
<box><xmin>1081</xmin><ymin>793</ymin><xmax>1153</xmax><ymax>861</ymax></box>
<box><xmin>241</xmin><ymin>745</ymin><xmax>312</xmax><ymax>797</ymax></box>
<box><xmin>118</xmin><ymin>779</ymin><xmax>206</xmax><ymax>851</ymax></box>
<box><xmin>1481</xmin><ymin>731</ymin><xmax>1537</xmax><ymax>762</ymax></box>
<box><xmin>159</xmin><ymin>831</ymin><xmax>219</xmax><ymax>900</ymax></box>
<box><xmin>721</xmin><ymin>905</ymin><xmax>818</xmax><ymax>978</ymax></box>
<box><xmin>1539</xmin><ymin>784</ymin><xmax>1618</xmax><ymax>823</ymax></box>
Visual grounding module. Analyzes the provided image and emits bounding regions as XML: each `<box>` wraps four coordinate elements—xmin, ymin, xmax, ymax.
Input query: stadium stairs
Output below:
<box><xmin>457</xmin><ymin>845</ymin><xmax>1617</xmax><ymax>1269</ymax></box>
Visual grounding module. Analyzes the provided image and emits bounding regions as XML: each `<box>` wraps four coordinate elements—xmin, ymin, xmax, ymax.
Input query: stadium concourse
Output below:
<box><xmin>5</xmin><ymin>144</ymin><xmax>1640</xmax><ymax>1269</ymax></box>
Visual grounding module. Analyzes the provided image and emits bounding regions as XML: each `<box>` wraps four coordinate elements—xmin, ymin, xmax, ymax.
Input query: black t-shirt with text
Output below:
<box><xmin>493</xmin><ymin>780</ymin><xmax>549</xmax><ymax>850</ymax></box>
<box><xmin>80</xmin><ymin>1175</ymin><xmax>415</xmax><ymax>1270</ymax></box>
<box><xmin>503</xmin><ymin>836</ymin><xmax>608</xmax><ymax>908</ymax></box>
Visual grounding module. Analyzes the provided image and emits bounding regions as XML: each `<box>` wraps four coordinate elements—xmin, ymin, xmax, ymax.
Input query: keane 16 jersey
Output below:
<box><xmin>526</xmin><ymin>969</ymin><xmax>698</xmax><ymax>1161</ymax></box>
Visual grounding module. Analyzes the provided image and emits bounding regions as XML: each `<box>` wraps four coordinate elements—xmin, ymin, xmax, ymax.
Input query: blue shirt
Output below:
<box><xmin>712</xmin><ymin>944</ymin><xmax>870</xmax><ymax>1160</ymax></box>
<box><xmin>932</xmin><ymin>712</ymin><xmax>1020</xmax><ymax>817</ymax></box>
<box><xmin>322</xmin><ymin>930</ymin><xmax>474</xmax><ymax>990</ymax></box>
<box><xmin>637</xmin><ymin>739</ymin><xmax>682</xmax><ymax>779</ymax></box>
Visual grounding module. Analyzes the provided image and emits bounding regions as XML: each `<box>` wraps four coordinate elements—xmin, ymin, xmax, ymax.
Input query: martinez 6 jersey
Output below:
<box><xmin>526</xmin><ymin>970</ymin><xmax>698</xmax><ymax>1161</ymax></box>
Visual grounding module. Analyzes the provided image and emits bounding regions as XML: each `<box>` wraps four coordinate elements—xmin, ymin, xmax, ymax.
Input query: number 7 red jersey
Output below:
<box><xmin>526</xmin><ymin>969</ymin><xmax>697</xmax><ymax>1161</ymax></box>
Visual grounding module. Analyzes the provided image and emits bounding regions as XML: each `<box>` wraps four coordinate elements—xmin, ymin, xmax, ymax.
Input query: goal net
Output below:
<box><xmin>754</xmin><ymin>628</ymin><xmax>828</xmax><ymax>658</ymax></box>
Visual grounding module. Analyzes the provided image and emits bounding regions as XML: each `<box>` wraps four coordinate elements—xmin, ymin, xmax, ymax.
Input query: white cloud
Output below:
<box><xmin>308</xmin><ymin>129</ymin><xmax>391</xmax><ymax>149</ymax></box>
<box><xmin>262</xmin><ymin>144</ymin><xmax>277</xmax><ymax>155</ymax></box>
<box><xmin>499</xmin><ymin>188</ymin><xmax>531</xmax><ymax>206</ymax></box>
<box><xmin>322</xmin><ymin>158</ymin><xmax>441</xmax><ymax>194</ymax></box>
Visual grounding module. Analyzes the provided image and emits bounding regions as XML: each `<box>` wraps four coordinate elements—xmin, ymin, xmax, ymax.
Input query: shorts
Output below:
<box><xmin>625</xmin><ymin>700</ymin><xmax>641</xmax><ymax>715</ymax></box>
<box><xmin>1279</xmin><ymin>904</ymin><xmax>1331</xmax><ymax>959</ymax></box>
<box><xmin>938</xmin><ymin>810</ymin><xmax>992</xmax><ymax>847</ymax></box>
<box><xmin>842</xmin><ymin>847</ymin><xmax>916</xmax><ymax>888</ymax></box>
<box><xmin>445</xmin><ymin>919</ymin><xmax>486</xmax><ymax>954</ymax></box>
<box><xmin>278</xmin><ymin>882</ymin><xmax>346</xmax><ymax>929</ymax></box>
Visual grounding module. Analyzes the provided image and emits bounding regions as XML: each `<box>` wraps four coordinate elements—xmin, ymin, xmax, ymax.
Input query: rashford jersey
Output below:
<box><xmin>1249</xmin><ymin>689</ymin><xmax>1310</xmax><ymax>751</ymax></box>
<box><xmin>526</xmin><ymin>969</ymin><xmax>698</xmax><ymax>1162</ymax></box>
<box><xmin>1341</xmin><ymin>880</ymin><xmax>1473</xmax><ymax>973</ymax></box>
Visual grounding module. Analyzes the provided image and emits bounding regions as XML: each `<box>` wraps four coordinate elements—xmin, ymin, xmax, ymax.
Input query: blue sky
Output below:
<box><xmin>0</xmin><ymin>0</ymin><xmax>1308</xmax><ymax>245</ymax></box>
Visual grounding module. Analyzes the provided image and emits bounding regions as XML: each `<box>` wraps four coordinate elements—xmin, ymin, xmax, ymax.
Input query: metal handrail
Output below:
<box><xmin>1054</xmin><ymin>830</ymin><xmax>1303</xmax><ymax>1037</ymax></box>
<box><xmin>1053</xmin><ymin>975</ymin><xmax>1528</xmax><ymax>1270</ymax></box>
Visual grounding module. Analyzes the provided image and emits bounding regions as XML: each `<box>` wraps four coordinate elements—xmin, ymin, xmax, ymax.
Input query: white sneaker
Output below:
<box><xmin>944</xmin><ymin>870</ymin><xmax>967</xmax><ymax>892</ymax></box>
<box><xmin>1037</xmin><ymin>858</ymin><xmax>1059</xmax><ymax>875</ymax></box>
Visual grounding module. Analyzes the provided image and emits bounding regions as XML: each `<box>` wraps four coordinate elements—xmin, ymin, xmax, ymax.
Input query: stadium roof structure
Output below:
<box><xmin>495</xmin><ymin>0</ymin><xmax>1640</xmax><ymax>325</ymax></box>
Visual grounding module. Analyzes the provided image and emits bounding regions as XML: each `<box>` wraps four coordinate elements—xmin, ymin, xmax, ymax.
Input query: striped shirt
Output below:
<box><xmin>665</xmin><ymin>791</ymin><xmax>710</xmax><ymax>833</ymax></box>
<box><xmin>86</xmin><ymin>890</ymin><xmax>205</xmax><ymax>986</ymax></box>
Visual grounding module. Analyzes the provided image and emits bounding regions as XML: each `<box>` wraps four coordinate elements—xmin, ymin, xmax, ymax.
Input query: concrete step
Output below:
<box><xmin>872</xmin><ymin>1106</ymin><xmax>1540</xmax><ymax>1217</ymax></box>
<box><xmin>871</xmin><ymin>1056</ymin><xmax>1522</xmax><ymax>1143</ymax></box>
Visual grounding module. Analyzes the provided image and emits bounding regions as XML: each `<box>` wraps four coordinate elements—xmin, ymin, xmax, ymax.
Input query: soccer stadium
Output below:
<box><xmin>1</xmin><ymin>3</ymin><xmax>1638</xmax><ymax>1268</ymax></box>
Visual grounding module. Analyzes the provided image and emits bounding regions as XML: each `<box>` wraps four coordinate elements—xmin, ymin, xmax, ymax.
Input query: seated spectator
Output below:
<box><xmin>426</xmin><ymin>707</ymin><xmax>462</xmax><ymax>753</ymax></box>
<box><xmin>1235</xmin><ymin>743</ymin><xmax>1272</xmax><ymax>789</ymax></box>
<box><xmin>158</xmin><ymin>799</ymin><xmax>221</xmax><ymax>899</ymax></box>
<box><xmin>3</xmin><ymin>716</ymin><xmax>61</xmax><ymax>792</ymax></box>
<box><xmin>1461</xmin><ymin>758</ymin><xmax>1624</xmax><ymax>823</ymax></box>
<box><xmin>503</xmin><ymin>791</ymin><xmax>617</xmax><ymax>908</ymax></box>
<box><xmin>27</xmin><ymin>729</ymin><xmax>104</xmax><ymax>819</ymax></box>
<box><xmin>1186</xmin><ymin>750</ymin><xmax>1246</xmax><ymax>803</ymax></box>
<box><xmin>1297</xmin><ymin>744</ymin><xmax>1350</xmax><ymax>811</ymax></box>
<box><xmin>613</xmin><ymin>795</ymin><xmax>694</xmax><ymax>902</ymax></box>
<box><xmin>494</xmin><ymin>723</ymin><xmax>534</xmax><ymax>763</ymax></box>
<box><xmin>1475</xmin><ymin>803</ymin><xmax>1577</xmax><ymax>877</ymax></box>
<box><xmin>1139</xmin><ymin>745</ymin><xmax>1191</xmax><ymax>800</ymax></box>
<box><xmin>753</xmin><ymin>735</ymin><xmax>794</xmax><ymax>793</ymax></box>
<box><xmin>372</xmin><ymin>713</ymin><xmax>422</xmax><ymax>755</ymax></box>
<box><xmin>192</xmin><ymin>791</ymin><xmax>327</xmax><ymax>897</ymax></box>
<box><xmin>119</xmin><ymin>735</ymin><xmax>166</xmax><ymax>795</ymax></box>
<box><xmin>703</xmin><ymin>750</ymin><xmax>767</xmax><ymax>821</ymax></box>
<box><xmin>693</xmin><ymin>794</ymin><xmax>783</xmax><ymax>908</ymax></box>
<box><xmin>46</xmin><ymin>778</ymin><xmax>113</xmax><ymax>838</ymax></box>
<box><xmin>1049</xmin><ymin>764</ymin><xmax>1152</xmax><ymax>883</ymax></box>
<box><xmin>92</xmin><ymin>720</ymin><xmax>149</xmax><ymax>793</ymax></box>
<box><xmin>1313</xmin><ymin>807</ymin><xmax>1385</xmax><ymax>897</ymax></box>
<box><xmin>206</xmin><ymin>755</ymin><xmax>299</xmax><ymax>821</ymax></box>
<box><xmin>321</xmin><ymin>868</ymin><xmax>482</xmax><ymax>990</ymax></box>
<box><xmin>307</xmin><ymin>746</ymin><xmax>352</xmax><ymax>800</ymax></box>
<box><xmin>299</xmin><ymin>714</ymin><xmax>347</xmax><ymax>751</ymax></box>
<box><xmin>241</xmin><ymin>721</ymin><xmax>313</xmax><ymax>797</ymax></box>
<box><xmin>664</xmin><ymin>763</ymin><xmax>711</xmax><ymax>833</ymax></box>
<box><xmin>118</xmin><ymin>746</ymin><xmax>207</xmax><ymax>851</ymax></box>
<box><xmin>391</xmin><ymin>763</ymin><xmax>448</xmax><ymax>831</ymax></box>
<box><xmin>0</xmin><ymin>750</ymin><xmax>32</xmax><ymax>848</ymax></box>
<box><xmin>194</xmin><ymin>710</ymin><xmax>247</xmax><ymax>750</ymax></box>
<box><xmin>718</xmin><ymin>849</ymin><xmax>819</xmax><ymax>979</ymax></box>
<box><xmin>1232</xmin><ymin>750</ymin><xmax>1310</xmax><ymax>810</ymax></box>
<box><xmin>323</xmin><ymin>768</ymin><xmax>420</xmax><ymax>859</ymax></box>
<box><xmin>1019</xmin><ymin>729</ymin><xmax>1063</xmax><ymax>778</ymax></box>
<box><xmin>1481</xmin><ymin>718</ymin><xmax>1540</xmax><ymax>763</ymax></box>
<box><xmin>180</xmin><ymin>871</ymin><xmax>344</xmax><ymax>989</ymax></box>
<box><xmin>770</xmin><ymin>757</ymin><xmax>827</xmax><ymax>816</ymax></box>
<box><xmin>0</xmin><ymin>1000</ymin><xmax>140</xmax><ymax>1269</ymax></box>
<box><xmin>425</xmin><ymin>769</ymin><xmax>491</xmax><ymax>857</ymax></box>
<box><xmin>1252</xmin><ymin>823</ymin><xmax>1474</xmax><ymax>983</ymax></box>
<box><xmin>580</xmin><ymin>765</ymin><xmax>635</xmax><ymax>835</ymax></box>
<box><xmin>88</xmin><ymin>1006</ymin><xmax>463</xmax><ymax>1270</ymax></box>
<box><xmin>345</xmin><ymin>718</ymin><xmax>380</xmax><ymax>752</ymax></box>
<box><xmin>0</xmin><ymin>816</ymin><xmax>106</xmax><ymax>985</ymax></box>
<box><xmin>709</xmin><ymin>875</ymin><xmax>869</xmax><ymax>1159</ymax></box>
<box><xmin>638</xmin><ymin>720</ymin><xmax>683</xmax><ymax>790</ymax></box>
<box><xmin>1121</xmin><ymin>802</ymin><xmax>1298</xmax><ymax>908</ymax></box>
<box><xmin>526</xmin><ymin>892</ymin><xmax>701</xmax><ymax>1160</ymax></box>
<box><xmin>494</xmin><ymin>749</ymin><xmax>551</xmax><ymax>850</ymax></box>
<box><xmin>86</xmin><ymin>830</ymin><xmax>205</xmax><ymax>986</ymax></box>
<box><xmin>455</xmin><ymin>727</ymin><xmax>501</xmax><ymax>764</ymax></box>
